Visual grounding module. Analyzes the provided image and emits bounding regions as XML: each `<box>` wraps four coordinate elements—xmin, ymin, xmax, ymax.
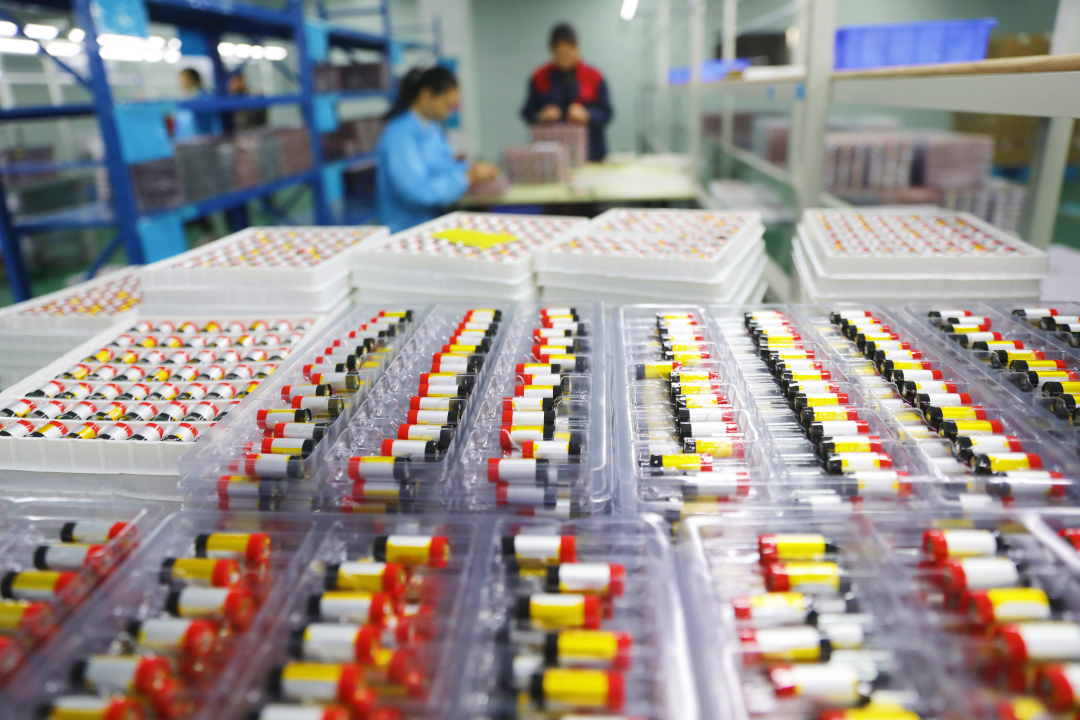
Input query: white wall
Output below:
<box><xmin>472</xmin><ymin>0</ymin><xmax>646</xmax><ymax>163</ymax></box>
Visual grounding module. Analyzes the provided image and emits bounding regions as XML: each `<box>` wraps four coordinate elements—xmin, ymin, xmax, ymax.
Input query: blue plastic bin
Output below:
<box><xmin>834</xmin><ymin>18</ymin><xmax>997</xmax><ymax>70</ymax></box>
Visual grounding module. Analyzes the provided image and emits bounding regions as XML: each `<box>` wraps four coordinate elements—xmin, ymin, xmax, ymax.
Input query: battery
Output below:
<box><xmin>267</xmin><ymin>662</ymin><xmax>376</xmax><ymax>713</ymax></box>
<box><xmin>543</xmin><ymin>564</ymin><xmax>624</xmax><ymax>597</ymax></box>
<box><xmin>825</xmin><ymin>452</ymin><xmax>892</xmax><ymax>474</ymax></box>
<box><xmin>996</xmin><ymin>621</ymin><xmax>1080</xmax><ymax>665</ymax></box>
<box><xmin>0</xmin><ymin>598</ymin><xmax>54</xmax><ymax>638</ymax></box>
<box><xmin>292</xmin><ymin>396</ymin><xmax>345</xmax><ymax>419</ymax></box>
<box><xmin>966</xmin><ymin>587</ymin><xmax>1053</xmax><ymax>625</ymax></box>
<box><xmin>819</xmin><ymin>435</ymin><xmax>883</xmax><ymax>455</ymax></box>
<box><xmin>373</xmin><ymin>535</ymin><xmax>449</xmax><ymax>568</ymax></box>
<box><xmin>680</xmin><ymin>472</ymin><xmax>751</xmax><ymax>501</ymax></box>
<box><xmin>128</xmin><ymin>617</ymin><xmax>218</xmax><ymax>659</ymax></box>
<box><xmin>971</xmin><ymin>452</ymin><xmax>1043</xmax><ymax>474</ymax></box>
<box><xmin>502</xmin><ymin>535</ymin><xmax>576</xmax><ymax>565</ymax></box>
<box><xmin>307</xmin><ymin>590</ymin><xmax>389</xmax><ymax>626</ymax></box>
<box><xmin>165</xmin><ymin>586</ymin><xmax>254</xmax><ymax>630</ymax></box>
<box><xmin>941</xmin><ymin>556</ymin><xmax>1020</xmax><ymax>593</ymax></box>
<box><xmin>758</xmin><ymin>534</ymin><xmax>840</xmax><ymax>563</ymax></box>
<box><xmin>516</xmin><ymin>593</ymin><xmax>602</xmax><ymax>630</ymax></box>
<box><xmin>291</xmin><ymin>623</ymin><xmax>381</xmax><ymax>664</ymax></box>
<box><xmin>160</xmin><ymin>557</ymin><xmax>240</xmax><ymax>587</ymax></box>
<box><xmin>273</xmin><ymin>423</ymin><xmax>329</xmax><ymax>441</ymax></box>
<box><xmin>922</xmin><ymin>529</ymin><xmax>1006</xmax><ymax>561</ymax></box>
<box><xmin>768</xmin><ymin>662</ymin><xmax>866</xmax><ymax>703</ymax></box>
<box><xmin>1</xmin><ymin>570</ymin><xmax>85</xmax><ymax>603</ymax></box>
<box><xmin>348</xmin><ymin>457</ymin><xmax>410</xmax><ymax>482</ymax></box>
<box><xmin>41</xmin><ymin>696</ymin><xmax>146</xmax><ymax>720</ymax></box>
<box><xmin>522</xmin><ymin>440</ymin><xmax>581</xmax><ymax>460</ymax></box>
<box><xmin>98</xmin><ymin>423</ymin><xmax>134</xmax><ymax>441</ymax></box>
<box><xmin>71</xmin><ymin>654</ymin><xmax>173</xmax><ymax>697</ymax></box>
<box><xmin>397</xmin><ymin>425</ymin><xmax>453</xmax><ymax>449</ymax></box>
<box><xmin>938</xmin><ymin>419</ymin><xmax>1004</xmax><ymax>439</ymax></box>
<box><xmin>326</xmin><ymin>562</ymin><xmax>405</xmax><ymax>597</ymax></box>
<box><xmin>33</xmin><ymin>543</ymin><xmax>108</xmax><ymax>572</ymax></box>
<box><xmin>231</xmin><ymin>454</ymin><xmax>304</xmax><ymax>479</ymax></box>
<box><xmin>257</xmin><ymin>408</ymin><xmax>314</xmax><ymax>430</ymax></box>
<box><xmin>763</xmin><ymin>561</ymin><xmax>850</xmax><ymax>594</ymax></box>
<box><xmin>522</xmin><ymin>668</ymin><xmax>624</xmax><ymax>712</ymax></box>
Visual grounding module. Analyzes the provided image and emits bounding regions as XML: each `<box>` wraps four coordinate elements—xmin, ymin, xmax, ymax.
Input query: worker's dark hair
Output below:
<box><xmin>180</xmin><ymin>67</ymin><xmax>202</xmax><ymax>87</ymax></box>
<box><xmin>384</xmin><ymin>65</ymin><xmax>458</xmax><ymax>120</ymax></box>
<box><xmin>550</xmin><ymin>23</ymin><xmax>577</xmax><ymax>48</ymax></box>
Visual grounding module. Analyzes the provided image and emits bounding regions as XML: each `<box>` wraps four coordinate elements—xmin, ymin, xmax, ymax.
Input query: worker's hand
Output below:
<box><xmin>468</xmin><ymin>161</ymin><xmax>499</xmax><ymax>184</ymax></box>
<box><xmin>538</xmin><ymin>104</ymin><xmax>562</xmax><ymax>123</ymax></box>
<box><xmin>567</xmin><ymin>103</ymin><xmax>590</xmax><ymax>124</ymax></box>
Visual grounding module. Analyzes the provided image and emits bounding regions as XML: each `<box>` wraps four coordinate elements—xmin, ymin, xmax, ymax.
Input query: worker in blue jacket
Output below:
<box><xmin>377</xmin><ymin>66</ymin><xmax>498</xmax><ymax>232</ymax></box>
<box><xmin>521</xmin><ymin>23</ymin><xmax>613</xmax><ymax>162</ymax></box>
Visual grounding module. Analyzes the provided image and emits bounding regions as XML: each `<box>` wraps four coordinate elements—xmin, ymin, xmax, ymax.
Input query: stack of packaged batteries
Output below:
<box><xmin>0</xmin><ymin>269</ymin><xmax>141</xmax><ymax>390</ymax></box>
<box><xmin>0</xmin><ymin>499</ymin><xmax>161</xmax><ymax>685</ymax></box>
<box><xmin>678</xmin><ymin>514</ymin><xmax>965</xmax><ymax>720</ymax></box>
<box><xmin>457</xmin><ymin>304</ymin><xmax>609</xmax><ymax>516</ymax></box>
<box><xmin>179</xmin><ymin>306</ymin><xmax>421</xmax><ymax>512</ymax></box>
<box><xmin>536</xmin><ymin>209</ymin><xmax>766</xmax><ymax>304</ymax></box>
<box><xmin>4</xmin><ymin>513</ymin><xmax>315</xmax><ymax>720</ymax></box>
<box><xmin>805</xmin><ymin>305</ymin><xmax>1080</xmax><ymax>508</ymax></box>
<box><xmin>140</xmin><ymin>226</ymin><xmax>387</xmax><ymax>315</ymax></box>
<box><xmin>794</xmin><ymin>209</ymin><xmax>1049</xmax><ymax>304</ymax></box>
<box><xmin>0</xmin><ymin>313</ymin><xmax>322</xmax><ymax>498</ymax></box>
<box><xmin>530</xmin><ymin>123</ymin><xmax>587</xmax><ymax>168</ymax></box>
<box><xmin>320</xmin><ymin>305</ymin><xmax>509</xmax><ymax>511</ymax></box>
<box><xmin>350</xmin><ymin>212</ymin><xmax>585</xmax><ymax>303</ymax></box>
<box><xmin>504</xmin><ymin>143</ymin><xmax>570</xmax><ymax>184</ymax></box>
<box><xmin>458</xmin><ymin>516</ymin><xmax>697</xmax><ymax>720</ymax></box>
<box><xmin>901</xmin><ymin>303</ymin><xmax>1080</xmax><ymax>456</ymax></box>
<box><xmin>612</xmin><ymin>307</ymin><xmax>769</xmax><ymax>519</ymax></box>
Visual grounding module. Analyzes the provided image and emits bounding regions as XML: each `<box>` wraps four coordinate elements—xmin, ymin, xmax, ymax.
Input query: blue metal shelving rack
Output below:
<box><xmin>0</xmin><ymin>0</ymin><xmax>438</xmax><ymax>302</ymax></box>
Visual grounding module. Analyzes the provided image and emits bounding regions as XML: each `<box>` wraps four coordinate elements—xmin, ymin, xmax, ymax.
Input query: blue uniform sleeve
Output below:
<box><xmin>381</xmin><ymin>120</ymin><xmax>469</xmax><ymax>208</ymax></box>
<box><xmin>585</xmin><ymin>78</ymin><xmax>613</xmax><ymax>127</ymax></box>
<box><xmin>521</xmin><ymin>77</ymin><xmax>545</xmax><ymax>125</ymax></box>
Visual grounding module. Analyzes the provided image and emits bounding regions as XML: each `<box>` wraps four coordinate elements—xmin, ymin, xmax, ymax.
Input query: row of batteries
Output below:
<box><xmin>13</xmin><ymin>517</ymin><xmax>1080</xmax><ymax>720</ymax></box>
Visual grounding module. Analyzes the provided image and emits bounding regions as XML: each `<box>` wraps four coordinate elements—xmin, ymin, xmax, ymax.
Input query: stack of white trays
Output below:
<box><xmin>535</xmin><ymin>208</ymin><xmax>767</xmax><ymax>304</ymax></box>
<box><xmin>794</xmin><ymin>208</ymin><xmax>1049</xmax><ymax>304</ymax></box>
<box><xmin>349</xmin><ymin>211</ymin><xmax>586</xmax><ymax>302</ymax></box>
<box><xmin>140</xmin><ymin>226</ymin><xmax>388</xmax><ymax>314</ymax></box>
<box><xmin>0</xmin><ymin>269</ymin><xmax>140</xmax><ymax>390</ymax></box>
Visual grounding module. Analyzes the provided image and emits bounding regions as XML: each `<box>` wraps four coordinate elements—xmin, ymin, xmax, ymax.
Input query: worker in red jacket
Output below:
<box><xmin>521</xmin><ymin>23</ymin><xmax>613</xmax><ymax>162</ymax></box>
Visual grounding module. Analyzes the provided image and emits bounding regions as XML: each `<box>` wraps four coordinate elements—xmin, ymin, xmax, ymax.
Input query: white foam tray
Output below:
<box><xmin>350</xmin><ymin>212</ymin><xmax>587</xmax><ymax>284</ymax></box>
<box><xmin>800</xmin><ymin>208</ymin><xmax>1049</xmax><ymax>276</ymax></box>
<box><xmin>140</xmin><ymin>278</ymin><xmax>351</xmax><ymax>314</ymax></box>
<box><xmin>350</xmin><ymin>266</ymin><xmax>528</xmax><ymax>294</ymax></box>
<box><xmin>0</xmin><ymin>268</ymin><xmax>139</xmax><ymax>334</ymax></box>
<box><xmin>792</xmin><ymin>240</ymin><xmax>1041</xmax><ymax>303</ymax></box>
<box><xmin>0</xmin><ymin>310</ymin><xmax>333</xmax><ymax>481</ymax></box>
<box><xmin>537</xmin><ymin>236</ymin><xmax>765</xmax><ymax>302</ymax></box>
<box><xmin>795</xmin><ymin>227</ymin><xmax>1043</xmax><ymax>296</ymax></box>
<box><xmin>536</xmin><ymin>209</ymin><xmax>764</xmax><ymax>283</ymax></box>
<box><xmin>354</xmin><ymin>284</ymin><xmax>538</xmax><ymax>303</ymax></box>
<box><xmin>140</xmin><ymin>226</ymin><xmax>388</xmax><ymax>290</ymax></box>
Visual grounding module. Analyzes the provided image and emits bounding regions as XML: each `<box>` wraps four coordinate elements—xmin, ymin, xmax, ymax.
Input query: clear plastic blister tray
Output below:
<box><xmin>140</xmin><ymin>226</ymin><xmax>388</xmax><ymax>294</ymax></box>
<box><xmin>899</xmin><ymin>302</ymin><xmax>1080</xmax><ymax>456</ymax></box>
<box><xmin>4</xmin><ymin>511</ymin><xmax>319</xmax><ymax>719</ymax></box>
<box><xmin>797</xmin><ymin>303</ymin><xmax>1080</xmax><ymax>509</ymax></box>
<box><xmin>613</xmin><ymin>305</ymin><xmax>774</xmax><ymax>518</ymax></box>
<box><xmin>997</xmin><ymin>301</ymin><xmax>1080</xmax><ymax>351</ymax></box>
<box><xmin>0</xmin><ymin>498</ymin><xmax>165</xmax><ymax>684</ymax></box>
<box><xmin>210</xmin><ymin>515</ymin><xmax>484</xmax><ymax>720</ymax></box>
<box><xmin>179</xmin><ymin>305</ymin><xmax>430</xmax><ymax>512</ymax></box>
<box><xmin>320</xmin><ymin>303</ymin><xmax>516</xmax><ymax>513</ymax></box>
<box><xmin>799</xmin><ymin>208</ymin><xmax>1050</xmax><ymax>276</ymax></box>
<box><xmin>351</xmin><ymin>212</ymin><xmax>586</xmax><ymax>284</ymax></box>
<box><xmin>676</xmin><ymin>512</ymin><xmax>965</xmax><ymax>720</ymax></box>
<box><xmin>0</xmin><ymin>312</ymin><xmax>331</xmax><ymax>494</ymax></box>
<box><xmin>455</xmin><ymin>514</ymin><xmax>698</xmax><ymax>720</ymax></box>
<box><xmin>456</xmin><ymin>303</ymin><xmax>610</xmax><ymax>515</ymax></box>
<box><xmin>535</xmin><ymin>208</ymin><xmax>764</xmax><ymax>284</ymax></box>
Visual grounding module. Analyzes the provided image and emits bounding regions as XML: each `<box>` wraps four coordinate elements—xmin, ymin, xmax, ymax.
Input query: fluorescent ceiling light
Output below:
<box><xmin>68</xmin><ymin>28</ymin><xmax>84</xmax><ymax>42</ymax></box>
<box><xmin>217</xmin><ymin>41</ymin><xmax>235</xmax><ymax>57</ymax></box>
<box><xmin>24</xmin><ymin>24</ymin><xmax>58</xmax><ymax>40</ymax></box>
<box><xmin>99</xmin><ymin>45</ymin><xmax>145</xmax><ymax>61</ymax></box>
<box><xmin>263</xmin><ymin>46</ymin><xmax>287</xmax><ymax>61</ymax></box>
<box><xmin>46</xmin><ymin>40</ymin><xmax>80</xmax><ymax>56</ymax></box>
<box><xmin>98</xmin><ymin>33</ymin><xmax>146</xmax><ymax>48</ymax></box>
<box><xmin>0</xmin><ymin>22</ymin><xmax>17</xmax><ymax>37</ymax></box>
<box><xmin>620</xmin><ymin>0</ymin><xmax>638</xmax><ymax>20</ymax></box>
<box><xmin>0</xmin><ymin>38</ymin><xmax>40</xmax><ymax>54</ymax></box>
<box><xmin>143</xmin><ymin>48</ymin><xmax>163</xmax><ymax>62</ymax></box>
<box><xmin>164</xmin><ymin>49</ymin><xmax>180</xmax><ymax>63</ymax></box>
<box><xmin>167</xmin><ymin>38</ymin><xmax>181</xmax><ymax>50</ymax></box>
<box><xmin>234</xmin><ymin>43</ymin><xmax>252</xmax><ymax>59</ymax></box>
<box><xmin>249</xmin><ymin>45</ymin><xmax>264</xmax><ymax>59</ymax></box>
<box><xmin>147</xmin><ymin>35</ymin><xmax>165</xmax><ymax>49</ymax></box>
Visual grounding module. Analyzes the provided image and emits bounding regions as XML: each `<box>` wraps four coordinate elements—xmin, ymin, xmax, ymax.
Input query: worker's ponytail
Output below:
<box><xmin>384</xmin><ymin>65</ymin><xmax>459</xmax><ymax>120</ymax></box>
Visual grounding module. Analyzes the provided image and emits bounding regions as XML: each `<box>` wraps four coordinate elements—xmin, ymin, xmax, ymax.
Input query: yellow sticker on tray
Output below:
<box><xmin>432</xmin><ymin>229</ymin><xmax>517</xmax><ymax>249</ymax></box>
